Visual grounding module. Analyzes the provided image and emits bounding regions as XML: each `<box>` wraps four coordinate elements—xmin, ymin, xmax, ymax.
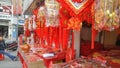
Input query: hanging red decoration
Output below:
<box><xmin>62</xmin><ymin>28</ymin><xmax>70</xmax><ymax>51</ymax></box>
<box><xmin>91</xmin><ymin>26</ymin><xmax>98</xmax><ymax>49</ymax></box>
<box><xmin>24</xmin><ymin>19</ymin><xmax>31</xmax><ymax>37</ymax></box>
<box><xmin>57</xmin><ymin>0</ymin><xmax>94</xmax><ymax>16</ymax></box>
<box><xmin>68</xmin><ymin>17</ymin><xmax>82</xmax><ymax>31</ymax></box>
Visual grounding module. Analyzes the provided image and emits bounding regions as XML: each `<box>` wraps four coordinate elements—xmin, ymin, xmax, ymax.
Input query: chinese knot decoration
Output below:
<box><xmin>67</xmin><ymin>17</ymin><xmax>82</xmax><ymax>31</ymax></box>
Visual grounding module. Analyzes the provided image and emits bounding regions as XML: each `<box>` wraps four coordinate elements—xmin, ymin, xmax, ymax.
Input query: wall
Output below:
<box><xmin>103</xmin><ymin>29</ymin><xmax>119</xmax><ymax>47</ymax></box>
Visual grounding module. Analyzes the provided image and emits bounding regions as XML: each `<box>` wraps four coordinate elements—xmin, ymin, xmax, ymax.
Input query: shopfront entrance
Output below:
<box><xmin>0</xmin><ymin>25</ymin><xmax>8</xmax><ymax>38</ymax></box>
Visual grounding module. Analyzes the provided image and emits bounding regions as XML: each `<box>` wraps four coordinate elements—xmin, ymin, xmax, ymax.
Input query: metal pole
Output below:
<box><xmin>16</xmin><ymin>0</ymin><xmax>19</xmax><ymax>43</ymax></box>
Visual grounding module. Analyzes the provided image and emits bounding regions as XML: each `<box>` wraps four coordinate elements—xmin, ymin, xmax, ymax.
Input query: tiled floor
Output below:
<box><xmin>0</xmin><ymin>50</ymin><xmax>22</xmax><ymax>68</ymax></box>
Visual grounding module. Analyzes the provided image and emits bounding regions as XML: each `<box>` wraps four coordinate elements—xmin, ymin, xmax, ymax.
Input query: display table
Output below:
<box><xmin>18</xmin><ymin>48</ymin><xmax>45</xmax><ymax>68</ymax></box>
<box><xmin>18</xmin><ymin>47</ymin><xmax>66</xmax><ymax>68</ymax></box>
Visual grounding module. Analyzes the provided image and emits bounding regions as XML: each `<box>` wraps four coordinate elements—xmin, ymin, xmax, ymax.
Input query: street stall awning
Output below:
<box><xmin>23</xmin><ymin>0</ymin><xmax>41</xmax><ymax>15</ymax></box>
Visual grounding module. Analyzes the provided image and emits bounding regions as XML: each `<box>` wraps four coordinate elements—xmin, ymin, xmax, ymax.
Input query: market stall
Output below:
<box><xmin>18</xmin><ymin>0</ymin><xmax>120</xmax><ymax>68</ymax></box>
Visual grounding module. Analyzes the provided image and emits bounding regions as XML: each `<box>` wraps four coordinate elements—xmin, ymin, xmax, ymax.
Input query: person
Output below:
<box><xmin>0</xmin><ymin>35</ymin><xmax>17</xmax><ymax>61</ymax></box>
<box><xmin>116</xmin><ymin>34</ymin><xmax>120</xmax><ymax>46</ymax></box>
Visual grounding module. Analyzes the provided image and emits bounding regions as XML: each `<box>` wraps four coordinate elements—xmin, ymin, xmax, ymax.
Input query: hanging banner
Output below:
<box><xmin>45</xmin><ymin>0</ymin><xmax>60</xmax><ymax>27</ymax></box>
<box><xmin>57</xmin><ymin>0</ymin><xmax>94</xmax><ymax>16</ymax></box>
<box><xmin>94</xmin><ymin>0</ymin><xmax>120</xmax><ymax>31</ymax></box>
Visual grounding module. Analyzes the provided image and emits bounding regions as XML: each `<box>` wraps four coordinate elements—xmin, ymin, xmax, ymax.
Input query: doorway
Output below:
<box><xmin>0</xmin><ymin>25</ymin><xmax>8</xmax><ymax>38</ymax></box>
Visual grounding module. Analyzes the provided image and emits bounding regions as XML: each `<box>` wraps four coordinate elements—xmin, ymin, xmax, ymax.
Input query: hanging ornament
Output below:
<box><xmin>24</xmin><ymin>18</ymin><xmax>31</xmax><ymax>37</ymax></box>
<box><xmin>45</xmin><ymin>0</ymin><xmax>60</xmax><ymax>27</ymax></box>
<box><xmin>103</xmin><ymin>0</ymin><xmax>120</xmax><ymax>31</ymax></box>
<box><xmin>94</xmin><ymin>0</ymin><xmax>105</xmax><ymax>31</ymax></box>
<box><xmin>37</xmin><ymin>6</ymin><xmax>46</xmax><ymax>27</ymax></box>
<box><xmin>94</xmin><ymin>0</ymin><xmax>120</xmax><ymax>31</ymax></box>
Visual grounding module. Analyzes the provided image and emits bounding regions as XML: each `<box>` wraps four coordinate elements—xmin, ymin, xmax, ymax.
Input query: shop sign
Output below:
<box><xmin>0</xmin><ymin>5</ymin><xmax>12</xmax><ymax>15</ymax></box>
<box><xmin>0</xmin><ymin>14</ymin><xmax>11</xmax><ymax>20</ymax></box>
<box><xmin>18</xmin><ymin>20</ymin><xmax>24</xmax><ymax>25</ymax></box>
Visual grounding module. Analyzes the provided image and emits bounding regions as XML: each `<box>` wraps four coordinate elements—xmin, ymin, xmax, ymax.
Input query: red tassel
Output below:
<box><xmin>55</xmin><ymin>27</ymin><xmax>59</xmax><ymax>49</ymax></box>
<box><xmin>59</xmin><ymin>26</ymin><xmax>62</xmax><ymax>50</ymax></box>
<box><xmin>91</xmin><ymin>26</ymin><xmax>98</xmax><ymax>49</ymax></box>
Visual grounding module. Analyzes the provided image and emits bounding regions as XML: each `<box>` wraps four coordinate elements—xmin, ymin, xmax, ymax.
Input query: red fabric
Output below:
<box><xmin>80</xmin><ymin>42</ymin><xmax>93</xmax><ymax>56</ymax></box>
<box><xmin>49</xmin><ymin>27</ymin><xmax>53</xmax><ymax>47</ymax></box>
<box><xmin>40</xmin><ymin>27</ymin><xmax>44</xmax><ymax>47</ymax></box>
<box><xmin>43</xmin><ymin>27</ymin><xmax>49</xmax><ymax>47</ymax></box>
<box><xmin>80</xmin><ymin>41</ymin><xmax>104</xmax><ymax>56</ymax></box>
<box><xmin>53</xmin><ymin>27</ymin><xmax>59</xmax><ymax>49</ymax></box>
<box><xmin>110</xmin><ymin>62</ymin><xmax>120</xmax><ymax>68</ymax></box>
<box><xmin>62</xmin><ymin>28</ymin><xmax>70</xmax><ymax>50</ymax></box>
<box><xmin>59</xmin><ymin>26</ymin><xmax>62</xmax><ymax>46</ymax></box>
